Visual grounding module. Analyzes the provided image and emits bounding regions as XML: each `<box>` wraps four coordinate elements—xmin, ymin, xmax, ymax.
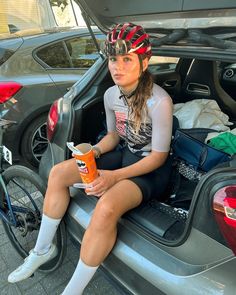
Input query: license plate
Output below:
<box><xmin>3</xmin><ymin>146</ymin><xmax>12</xmax><ymax>165</ymax></box>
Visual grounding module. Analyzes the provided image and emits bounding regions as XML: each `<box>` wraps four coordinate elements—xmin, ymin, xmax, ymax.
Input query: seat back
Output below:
<box><xmin>182</xmin><ymin>60</ymin><xmax>236</xmax><ymax>119</ymax></box>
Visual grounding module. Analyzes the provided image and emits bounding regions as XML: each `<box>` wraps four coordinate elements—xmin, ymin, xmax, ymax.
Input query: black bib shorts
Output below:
<box><xmin>96</xmin><ymin>147</ymin><xmax>172</xmax><ymax>203</ymax></box>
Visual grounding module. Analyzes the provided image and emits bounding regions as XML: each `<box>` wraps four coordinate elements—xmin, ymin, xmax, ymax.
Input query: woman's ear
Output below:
<box><xmin>142</xmin><ymin>57</ymin><xmax>149</xmax><ymax>72</ymax></box>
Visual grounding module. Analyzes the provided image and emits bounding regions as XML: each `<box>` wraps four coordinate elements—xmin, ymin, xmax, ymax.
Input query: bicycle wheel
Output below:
<box><xmin>2</xmin><ymin>165</ymin><xmax>67</xmax><ymax>272</ymax></box>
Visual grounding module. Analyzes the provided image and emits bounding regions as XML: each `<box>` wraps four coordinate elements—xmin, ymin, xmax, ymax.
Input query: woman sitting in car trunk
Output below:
<box><xmin>8</xmin><ymin>23</ymin><xmax>173</xmax><ymax>295</ymax></box>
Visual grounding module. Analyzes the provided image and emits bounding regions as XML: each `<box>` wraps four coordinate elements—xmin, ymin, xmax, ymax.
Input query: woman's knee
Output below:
<box><xmin>48</xmin><ymin>161</ymin><xmax>70</xmax><ymax>186</ymax></box>
<box><xmin>48</xmin><ymin>163</ymin><xmax>61</xmax><ymax>183</ymax></box>
<box><xmin>91</xmin><ymin>199</ymin><xmax>117</xmax><ymax>231</ymax></box>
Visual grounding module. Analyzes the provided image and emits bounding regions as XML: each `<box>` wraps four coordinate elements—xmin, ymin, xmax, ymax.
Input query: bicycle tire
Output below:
<box><xmin>2</xmin><ymin>165</ymin><xmax>67</xmax><ymax>273</ymax></box>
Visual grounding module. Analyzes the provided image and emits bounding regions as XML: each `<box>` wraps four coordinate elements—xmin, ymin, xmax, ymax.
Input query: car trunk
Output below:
<box><xmin>66</xmin><ymin>52</ymin><xmax>236</xmax><ymax>246</ymax></box>
<box><xmin>41</xmin><ymin>0</ymin><xmax>236</xmax><ymax>249</ymax></box>
<box><xmin>76</xmin><ymin>0</ymin><xmax>236</xmax><ymax>32</ymax></box>
<box><xmin>64</xmin><ymin>2</ymin><xmax>236</xmax><ymax>247</ymax></box>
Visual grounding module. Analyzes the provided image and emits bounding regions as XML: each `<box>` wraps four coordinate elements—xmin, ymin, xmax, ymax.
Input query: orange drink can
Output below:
<box><xmin>73</xmin><ymin>143</ymin><xmax>98</xmax><ymax>184</ymax></box>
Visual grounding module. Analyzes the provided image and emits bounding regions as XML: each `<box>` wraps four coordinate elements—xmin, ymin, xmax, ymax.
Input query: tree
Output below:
<box><xmin>49</xmin><ymin>0</ymin><xmax>69</xmax><ymax>11</ymax></box>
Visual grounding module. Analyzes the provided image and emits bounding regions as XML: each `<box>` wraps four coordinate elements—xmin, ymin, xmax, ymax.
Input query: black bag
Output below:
<box><xmin>172</xmin><ymin>129</ymin><xmax>231</xmax><ymax>172</ymax></box>
<box><xmin>169</xmin><ymin>128</ymin><xmax>232</xmax><ymax>209</ymax></box>
<box><xmin>168</xmin><ymin>171</ymin><xmax>198</xmax><ymax>210</ymax></box>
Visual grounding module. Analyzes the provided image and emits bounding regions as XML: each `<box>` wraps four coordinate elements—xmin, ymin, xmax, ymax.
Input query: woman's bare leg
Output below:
<box><xmin>81</xmin><ymin>179</ymin><xmax>142</xmax><ymax>266</ymax></box>
<box><xmin>43</xmin><ymin>158</ymin><xmax>82</xmax><ymax>218</ymax></box>
<box><xmin>62</xmin><ymin>179</ymin><xmax>142</xmax><ymax>294</ymax></box>
<box><xmin>34</xmin><ymin>158</ymin><xmax>82</xmax><ymax>253</ymax></box>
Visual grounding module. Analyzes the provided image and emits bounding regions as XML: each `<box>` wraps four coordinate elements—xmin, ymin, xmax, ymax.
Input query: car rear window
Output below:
<box><xmin>36</xmin><ymin>41</ymin><xmax>71</xmax><ymax>68</ymax></box>
<box><xmin>0</xmin><ymin>38</ymin><xmax>22</xmax><ymax>66</ymax></box>
<box><xmin>65</xmin><ymin>36</ymin><xmax>100</xmax><ymax>68</ymax></box>
<box><xmin>0</xmin><ymin>48</ymin><xmax>15</xmax><ymax>66</ymax></box>
<box><xmin>36</xmin><ymin>35</ymin><xmax>103</xmax><ymax>69</ymax></box>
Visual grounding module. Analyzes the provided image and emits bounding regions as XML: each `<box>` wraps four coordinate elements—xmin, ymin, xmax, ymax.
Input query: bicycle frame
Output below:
<box><xmin>0</xmin><ymin>174</ymin><xmax>17</xmax><ymax>226</ymax></box>
<box><xmin>0</xmin><ymin>120</ymin><xmax>41</xmax><ymax>226</ymax></box>
<box><xmin>0</xmin><ymin>122</ymin><xmax>17</xmax><ymax>226</ymax></box>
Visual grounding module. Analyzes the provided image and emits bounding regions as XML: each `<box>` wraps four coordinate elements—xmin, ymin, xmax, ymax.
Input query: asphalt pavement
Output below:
<box><xmin>0</xmin><ymin>220</ymin><xmax>121</xmax><ymax>295</ymax></box>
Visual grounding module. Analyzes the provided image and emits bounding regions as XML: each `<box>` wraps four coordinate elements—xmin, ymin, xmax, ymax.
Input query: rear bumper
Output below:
<box><xmin>65</xmin><ymin>190</ymin><xmax>236</xmax><ymax>295</ymax></box>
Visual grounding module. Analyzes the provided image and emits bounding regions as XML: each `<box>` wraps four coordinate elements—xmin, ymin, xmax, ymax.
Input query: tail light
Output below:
<box><xmin>0</xmin><ymin>82</ymin><xmax>22</xmax><ymax>103</ymax></box>
<box><xmin>47</xmin><ymin>100</ymin><xmax>59</xmax><ymax>142</ymax></box>
<box><xmin>213</xmin><ymin>185</ymin><xmax>236</xmax><ymax>255</ymax></box>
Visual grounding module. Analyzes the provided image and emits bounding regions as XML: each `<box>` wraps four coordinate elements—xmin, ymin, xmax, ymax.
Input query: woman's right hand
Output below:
<box><xmin>86</xmin><ymin>169</ymin><xmax>118</xmax><ymax>197</ymax></box>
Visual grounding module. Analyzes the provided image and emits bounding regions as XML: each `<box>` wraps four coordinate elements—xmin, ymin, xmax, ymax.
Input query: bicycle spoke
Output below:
<box><xmin>6</xmin><ymin>176</ymin><xmax>44</xmax><ymax>252</ymax></box>
<box><xmin>8</xmin><ymin>177</ymin><xmax>43</xmax><ymax>210</ymax></box>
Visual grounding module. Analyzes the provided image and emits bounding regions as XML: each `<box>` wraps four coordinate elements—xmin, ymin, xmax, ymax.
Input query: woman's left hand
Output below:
<box><xmin>86</xmin><ymin>169</ymin><xmax>117</xmax><ymax>197</ymax></box>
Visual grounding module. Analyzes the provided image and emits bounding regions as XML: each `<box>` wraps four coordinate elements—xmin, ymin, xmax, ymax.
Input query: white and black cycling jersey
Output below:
<box><xmin>104</xmin><ymin>83</ymin><xmax>173</xmax><ymax>156</ymax></box>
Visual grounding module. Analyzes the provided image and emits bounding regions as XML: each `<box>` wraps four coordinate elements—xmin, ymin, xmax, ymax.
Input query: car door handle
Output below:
<box><xmin>163</xmin><ymin>80</ymin><xmax>177</xmax><ymax>88</ymax></box>
<box><xmin>186</xmin><ymin>83</ymin><xmax>211</xmax><ymax>96</ymax></box>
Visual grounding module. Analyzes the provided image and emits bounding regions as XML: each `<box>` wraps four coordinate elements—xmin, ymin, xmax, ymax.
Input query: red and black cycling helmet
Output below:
<box><xmin>102</xmin><ymin>23</ymin><xmax>152</xmax><ymax>58</ymax></box>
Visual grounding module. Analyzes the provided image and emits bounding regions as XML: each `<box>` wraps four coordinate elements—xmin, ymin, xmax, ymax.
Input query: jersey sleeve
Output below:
<box><xmin>151</xmin><ymin>96</ymin><xmax>173</xmax><ymax>152</ymax></box>
<box><xmin>104</xmin><ymin>89</ymin><xmax>117</xmax><ymax>132</ymax></box>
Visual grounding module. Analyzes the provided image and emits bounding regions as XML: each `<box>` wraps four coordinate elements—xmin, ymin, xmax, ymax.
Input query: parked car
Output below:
<box><xmin>38</xmin><ymin>1</ymin><xmax>236</xmax><ymax>294</ymax></box>
<box><xmin>0</xmin><ymin>27</ymin><xmax>104</xmax><ymax>167</ymax></box>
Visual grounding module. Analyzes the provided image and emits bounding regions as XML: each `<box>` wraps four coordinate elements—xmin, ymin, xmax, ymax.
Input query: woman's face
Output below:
<box><xmin>108</xmin><ymin>53</ymin><xmax>148</xmax><ymax>92</ymax></box>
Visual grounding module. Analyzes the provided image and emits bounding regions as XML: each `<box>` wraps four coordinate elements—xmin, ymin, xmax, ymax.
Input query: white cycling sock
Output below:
<box><xmin>34</xmin><ymin>214</ymin><xmax>61</xmax><ymax>255</ymax></box>
<box><xmin>62</xmin><ymin>259</ymin><xmax>99</xmax><ymax>295</ymax></box>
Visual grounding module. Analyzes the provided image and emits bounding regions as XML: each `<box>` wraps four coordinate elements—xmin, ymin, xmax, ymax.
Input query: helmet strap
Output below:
<box><xmin>138</xmin><ymin>54</ymin><xmax>147</xmax><ymax>81</ymax></box>
<box><xmin>119</xmin><ymin>86</ymin><xmax>138</xmax><ymax>104</ymax></box>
